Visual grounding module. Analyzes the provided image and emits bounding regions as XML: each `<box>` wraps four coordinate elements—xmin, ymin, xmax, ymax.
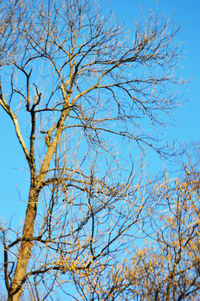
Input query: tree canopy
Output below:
<box><xmin>1</xmin><ymin>0</ymin><xmax>198</xmax><ymax>300</ymax></box>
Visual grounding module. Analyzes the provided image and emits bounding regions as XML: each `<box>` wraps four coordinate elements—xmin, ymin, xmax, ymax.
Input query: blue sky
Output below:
<box><xmin>110</xmin><ymin>0</ymin><xmax>199</xmax><ymax>144</ymax></box>
<box><xmin>0</xmin><ymin>0</ymin><xmax>199</xmax><ymax>229</ymax></box>
<box><xmin>0</xmin><ymin>0</ymin><xmax>199</xmax><ymax>224</ymax></box>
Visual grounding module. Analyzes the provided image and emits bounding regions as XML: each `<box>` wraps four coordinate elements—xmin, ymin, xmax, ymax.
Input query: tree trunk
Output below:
<box><xmin>7</xmin><ymin>120</ymin><xmax>66</xmax><ymax>300</ymax></box>
<box><xmin>8</xmin><ymin>187</ymin><xmax>39</xmax><ymax>301</ymax></box>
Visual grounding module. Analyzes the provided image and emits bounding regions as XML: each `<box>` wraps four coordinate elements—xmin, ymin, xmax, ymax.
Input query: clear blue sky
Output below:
<box><xmin>110</xmin><ymin>0</ymin><xmax>199</xmax><ymax>144</ymax></box>
<box><xmin>0</xmin><ymin>0</ymin><xmax>199</xmax><ymax>246</ymax></box>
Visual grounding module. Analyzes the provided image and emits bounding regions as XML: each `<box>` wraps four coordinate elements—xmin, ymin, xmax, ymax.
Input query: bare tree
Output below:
<box><xmin>125</xmin><ymin>156</ymin><xmax>200</xmax><ymax>301</ymax></box>
<box><xmin>0</xmin><ymin>0</ymin><xmax>182</xmax><ymax>300</ymax></box>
